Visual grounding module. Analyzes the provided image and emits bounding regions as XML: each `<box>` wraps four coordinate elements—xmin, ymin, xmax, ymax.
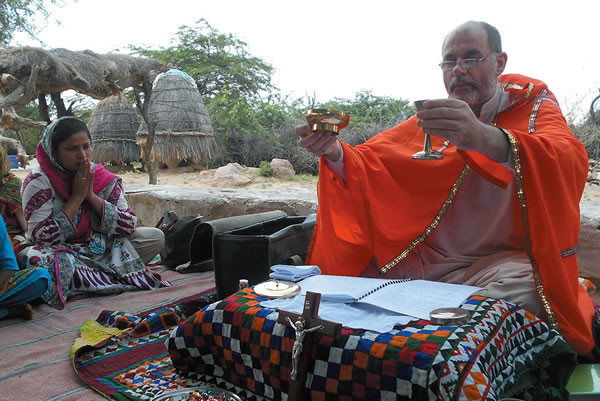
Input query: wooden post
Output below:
<box><xmin>278</xmin><ymin>291</ymin><xmax>341</xmax><ymax>401</ymax></box>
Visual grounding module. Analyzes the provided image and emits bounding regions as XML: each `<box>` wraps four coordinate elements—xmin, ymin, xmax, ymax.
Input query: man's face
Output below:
<box><xmin>442</xmin><ymin>26</ymin><xmax>503</xmax><ymax>114</ymax></box>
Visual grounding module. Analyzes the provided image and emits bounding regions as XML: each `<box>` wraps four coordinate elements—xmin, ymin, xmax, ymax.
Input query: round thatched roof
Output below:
<box><xmin>89</xmin><ymin>95</ymin><xmax>141</xmax><ymax>165</ymax></box>
<box><xmin>137</xmin><ymin>69</ymin><xmax>216</xmax><ymax>168</ymax></box>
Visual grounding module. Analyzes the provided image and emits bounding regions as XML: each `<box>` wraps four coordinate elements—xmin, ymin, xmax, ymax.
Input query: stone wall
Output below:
<box><xmin>125</xmin><ymin>185</ymin><xmax>318</xmax><ymax>226</ymax></box>
<box><xmin>578</xmin><ymin>200</ymin><xmax>600</xmax><ymax>298</ymax></box>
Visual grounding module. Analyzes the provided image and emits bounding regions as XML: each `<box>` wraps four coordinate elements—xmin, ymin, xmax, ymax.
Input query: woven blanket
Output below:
<box><xmin>167</xmin><ymin>289</ymin><xmax>577</xmax><ymax>401</ymax></box>
<box><xmin>1</xmin><ymin>264</ymin><xmax>215</xmax><ymax>401</ymax></box>
<box><xmin>71</xmin><ymin>290</ymin><xmax>230</xmax><ymax>401</ymax></box>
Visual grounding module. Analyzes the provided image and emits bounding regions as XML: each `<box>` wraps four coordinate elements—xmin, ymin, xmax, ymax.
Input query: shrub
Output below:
<box><xmin>572</xmin><ymin>124</ymin><xmax>600</xmax><ymax>161</ymax></box>
<box><xmin>207</xmin><ymin>129</ymin><xmax>278</xmax><ymax>169</ymax></box>
<box><xmin>258</xmin><ymin>160</ymin><xmax>273</xmax><ymax>177</ymax></box>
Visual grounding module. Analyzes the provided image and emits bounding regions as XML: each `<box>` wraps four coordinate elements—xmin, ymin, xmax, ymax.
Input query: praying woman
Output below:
<box><xmin>17</xmin><ymin>117</ymin><xmax>168</xmax><ymax>310</ymax></box>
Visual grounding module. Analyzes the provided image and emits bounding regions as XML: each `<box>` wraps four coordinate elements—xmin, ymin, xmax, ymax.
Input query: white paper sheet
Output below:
<box><xmin>295</xmin><ymin>275</ymin><xmax>480</xmax><ymax>320</ymax></box>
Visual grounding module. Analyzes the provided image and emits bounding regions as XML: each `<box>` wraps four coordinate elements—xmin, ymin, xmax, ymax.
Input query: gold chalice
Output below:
<box><xmin>412</xmin><ymin>100</ymin><xmax>443</xmax><ymax>160</ymax></box>
<box><xmin>305</xmin><ymin>109</ymin><xmax>350</xmax><ymax>135</ymax></box>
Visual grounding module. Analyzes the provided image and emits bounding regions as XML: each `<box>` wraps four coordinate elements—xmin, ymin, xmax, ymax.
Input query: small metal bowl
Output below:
<box><xmin>429</xmin><ymin>307</ymin><xmax>470</xmax><ymax>326</ymax></box>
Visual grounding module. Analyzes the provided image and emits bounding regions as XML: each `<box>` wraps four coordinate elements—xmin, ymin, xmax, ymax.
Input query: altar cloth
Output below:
<box><xmin>167</xmin><ymin>288</ymin><xmax>577</xmax><ymax>400</ymax></box>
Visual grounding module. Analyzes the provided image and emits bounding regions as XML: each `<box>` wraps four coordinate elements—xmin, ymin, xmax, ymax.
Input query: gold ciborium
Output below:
<box><xmin>305</xmin><ymin>109</ymin><xmax>350</xmax><ymax>135</ymax></box>
<box><xmin>412</xmin><ymin>100</ymin><xmax>443</xmax><ymax>160</ymax></box>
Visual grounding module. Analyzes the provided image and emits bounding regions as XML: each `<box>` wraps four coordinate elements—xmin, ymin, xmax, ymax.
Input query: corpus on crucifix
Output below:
<box><xmin>285</xmin><ymin>316</ymin><xmax>324</xmax><ymax>380</ymax></box>
<box><xmin>277</xmin><ymin>291</ymin><xmax>341</xmax><ymax>401</ymax></box>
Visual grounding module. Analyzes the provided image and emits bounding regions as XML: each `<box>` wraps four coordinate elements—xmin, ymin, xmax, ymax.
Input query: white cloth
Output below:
<box><xmin>261</xmin><ymin>295</ymin><xmax>414</xmax><ymax>333</ymax></box>
<box><xmin>269</xmin><ymin>264</ymin><xmax>321</xmax><ymax>282</ymax></box>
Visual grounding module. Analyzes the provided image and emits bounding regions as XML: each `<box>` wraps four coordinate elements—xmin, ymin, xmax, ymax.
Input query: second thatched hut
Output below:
<box><xmin>136</xmin><ymin>69</ymin><xmax>216</xmax><ymax>169</ymax></box>
<box><xmin>88</xmin><ymin>95</ymin><xmax>141</xmax><ymax>165</ymax></box>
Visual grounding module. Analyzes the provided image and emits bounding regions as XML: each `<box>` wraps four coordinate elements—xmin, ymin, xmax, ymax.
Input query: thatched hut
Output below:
<box><xmin>136</xmin><ymin>69</ymin><xmax>216</xmax><ymax>169</ymax></box>
<box><xmin>88</xmin><ymin>95</ymin><xmax>141</xmax><ymax>165</ymax></box>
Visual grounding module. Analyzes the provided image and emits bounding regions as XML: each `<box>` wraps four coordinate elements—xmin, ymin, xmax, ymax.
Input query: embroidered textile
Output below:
<box><xmin>167</xmin><ymin>289</ymin><xmax>575</xmax><ymax>401</ymax></box>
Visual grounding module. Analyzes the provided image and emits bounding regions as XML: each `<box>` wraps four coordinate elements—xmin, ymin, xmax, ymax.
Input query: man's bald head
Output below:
<box><xmin>441</xmin><ymin>21</ymin><xmax>507</xmax><ymax>116</ymax></box>
<box><xmin>443</xmin><ymin>21</ymin><xmax>502</xmax><ymax>55</ymax></box>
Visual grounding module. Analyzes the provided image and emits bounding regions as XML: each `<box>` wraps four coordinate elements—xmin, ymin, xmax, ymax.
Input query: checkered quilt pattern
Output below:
<box><xmin>167</xmin><ymin>289</ymin><xmax>577</xmax><ymax>401</ymax></box>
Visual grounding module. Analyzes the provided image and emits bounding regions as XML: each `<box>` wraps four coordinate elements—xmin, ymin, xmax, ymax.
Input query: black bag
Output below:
<box><xmin>213</xmin><ymin>214</ymin><xmax>316</xmax><ymax>299</ymax></box>
<box><xmin>156</xmin><ymin>211</ymin><xmax>203</xmax><ymax>269</ymax></box>
<box><xmin>179</xmin><ymin>210</ymin><xmax>288</xmax><ymax>274</ymax></box>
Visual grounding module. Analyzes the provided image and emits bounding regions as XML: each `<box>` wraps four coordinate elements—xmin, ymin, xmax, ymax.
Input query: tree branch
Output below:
<box><xmin>38</xmin><ymin>94</ymin><xmax>50</xmax><ymax>123</ymax></box>
<box><xmin>2</xmin><ymin>106</ymin><xmax>46</xmax><ymax>129</ymax></box>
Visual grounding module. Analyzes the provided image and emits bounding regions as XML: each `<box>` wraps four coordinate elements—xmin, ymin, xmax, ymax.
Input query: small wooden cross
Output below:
<box><xmin>277</xmin><ymin>291</ymin><xmax>341</xmax><ymax>401</ymax></box>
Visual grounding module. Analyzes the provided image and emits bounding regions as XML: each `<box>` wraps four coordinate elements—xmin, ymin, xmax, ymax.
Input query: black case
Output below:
<box><xmin>213</xmin><ymin>215</ymin><xmax>315</xmax><ymax>299</ymax></box>
<box><xmin>157</xmin><ymin>213</ymin><xmax>203</xmax><ymax>269</ymax></box>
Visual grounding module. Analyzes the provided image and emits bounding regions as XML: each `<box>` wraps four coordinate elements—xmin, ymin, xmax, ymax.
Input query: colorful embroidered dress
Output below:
<box><xmin>17</xmin><ymin>118</ymin><xmax>168</xmax><ymax>309</ymax></box>
<box><xmin>0</xmin><ymin>214</ymin><xmax>50</xmax><ymax>318</ymax></box>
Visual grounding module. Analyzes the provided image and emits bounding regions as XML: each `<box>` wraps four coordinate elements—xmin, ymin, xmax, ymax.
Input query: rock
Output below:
<box><xmin>214</xmin><ymin>163</ymin><xmax>243</xmax><ymax>179</ymax></box>
<box><xmin>124</xmin><ymin>185</ymin><xmax>318</xmax><ymax>226</ymax></box>
<box><xmin>271</xmin><ymin>158</ymin><xmax>295</xmax><ymax>178</ymax></box>
<box><xmin>580</xmin><ymin>200</ymin><xmax>600</xmax><ymax>228</ymax></box>
<box><xmin>213</xmin><ymin>163</ymin><xmax>249</xmax><ymax>187</ymax></box>
<box><xmin>215</xmin><ymin>174</ymin><xmax>251</xmax><ymax>187</ymax></box>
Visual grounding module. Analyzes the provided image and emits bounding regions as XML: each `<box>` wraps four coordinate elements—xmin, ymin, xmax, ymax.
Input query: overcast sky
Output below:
<box><xmin>14</xmin><ymin>0</ymin><xmax>600</xmax><ymax>122</ymax></box>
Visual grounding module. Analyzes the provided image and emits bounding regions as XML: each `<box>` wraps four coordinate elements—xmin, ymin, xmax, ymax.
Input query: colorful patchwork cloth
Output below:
<box><xmin>71</xmin><ymin>290</ymin><xmax>232</xmax><ymax>401</ymax></box>
<box><xmin>167</xmin><ymin>289</ymin><xmax>577</xmax><ymax>401</ymax></box>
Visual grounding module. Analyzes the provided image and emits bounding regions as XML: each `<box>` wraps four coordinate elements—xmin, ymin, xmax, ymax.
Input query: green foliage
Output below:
<box><xmin>206</xmin><ymin>90</ymin><xmax>267</xmax><ymax>137</ymax></box>
<box><xmin>0</xmin><ymin>0</ymin><xmax>63</xmax><ymax>45</ymax></box>
<box><xmin>130</xmin><ymin>19</ymin><xmax>275</xmax><ymax>100</ymax></box>
<box><xmin>258</xmin><ymin>160</ymin><xmax>273</xmax><ymax>177</ymax></box>
<box><xmin>3</xmin><ymin>103</ymin><xmax>43</xmax><ymax>154</ymax></box>
<box><xmin>318</xmin><ymin>90</ymin><xmax>415</xmax><ymax>129</ymax></box>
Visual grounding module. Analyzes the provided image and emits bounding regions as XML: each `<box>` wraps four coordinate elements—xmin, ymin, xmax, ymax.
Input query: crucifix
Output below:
<box><xmin>277</xmin><ymin>291</ymin><xmax>342</xmax><ymax>401</ymax></box>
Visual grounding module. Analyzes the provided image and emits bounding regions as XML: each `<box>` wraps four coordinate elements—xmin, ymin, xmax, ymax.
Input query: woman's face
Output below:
<box><xmin>56</xmin><ymin>131</ymin><xmax>92</xmax><ymax>172</ymax></box>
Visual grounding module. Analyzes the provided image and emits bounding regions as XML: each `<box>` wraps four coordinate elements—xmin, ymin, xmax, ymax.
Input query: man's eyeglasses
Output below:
<box><xmin>439</xmin><ymin>53</ymin><xmax>495</xmax><ymax>71</ymax></box>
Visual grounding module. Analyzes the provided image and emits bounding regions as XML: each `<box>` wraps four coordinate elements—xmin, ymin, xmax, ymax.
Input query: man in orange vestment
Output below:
<box><xmin>297</xmin><ymin>20</ymin><xmax>595</xmax><ymax>355</ymax></box>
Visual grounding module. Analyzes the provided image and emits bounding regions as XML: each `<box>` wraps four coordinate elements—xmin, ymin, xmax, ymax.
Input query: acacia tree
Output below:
<box><xmin>0</xmin><ymin>0</ymin><xmax>64</xmax><ymax>45</ymax></box>
<box><xmin>131</xmin><ymin>19</ymin><xmax>274</xmax><ymax>100</ymax></box>
<box><xmin>129</xmin><ymin>19</ymin><xmax>289</xmax><ymax>138</ymax></box>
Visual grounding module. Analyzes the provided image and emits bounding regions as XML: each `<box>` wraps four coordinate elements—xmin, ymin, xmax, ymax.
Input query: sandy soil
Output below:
<box><xmin>120</xmin><ymin>166</ymin><xmax>319</xmax><ymax>190</ymax></box>
<box><xmin>12</xmin><ymin>164</ymin><xmax>600</xmax><ymax>199</ymax></box>
<box><xmin>12</xmin><ymin>165</ymin><xmax>319</xmax><ymax>191</ymax></box>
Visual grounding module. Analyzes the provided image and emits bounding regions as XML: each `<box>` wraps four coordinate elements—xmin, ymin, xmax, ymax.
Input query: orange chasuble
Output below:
<box><xmin>307</xmin><ymin>74</ymin><xmax>595</xmax><ymax>354</ymax></box>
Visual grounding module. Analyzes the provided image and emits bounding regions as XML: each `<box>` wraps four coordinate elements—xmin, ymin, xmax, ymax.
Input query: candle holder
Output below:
<box><xmin>304</xmin><ymin>109</ymin><xmax>350</xmax><ymax>135</ymax></box>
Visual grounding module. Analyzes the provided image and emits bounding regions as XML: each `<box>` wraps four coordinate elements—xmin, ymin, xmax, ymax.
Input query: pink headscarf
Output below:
<box><xmin>37</xmin><ymin>117</ymin><xmax>118</xmax><ymax>243</ymax></box>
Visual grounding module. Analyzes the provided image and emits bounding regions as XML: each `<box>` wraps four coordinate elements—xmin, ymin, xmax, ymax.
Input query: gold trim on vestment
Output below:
<box><xmin>499</xmin><ymin>127</ymin><xmax>559</xmax><ymax>330</ymax></box>
<box><xmin>379</xmin><ymin>165</ymin><xmax>471</xmax><ymax>274</ymax></box>
<box><xmin>497</xmin><ymin>82</ymin><xmax>535</xmax><ymax>116</ymax></box>
<box><xmin>499</xmin><ymin>82</ymin><xmax>524</xmax><ymax>91</ymax></box>
<box><xmin>528</xmin><ymin>89</ymin><xmax>547</xmax><ymax>134</ymax></box>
